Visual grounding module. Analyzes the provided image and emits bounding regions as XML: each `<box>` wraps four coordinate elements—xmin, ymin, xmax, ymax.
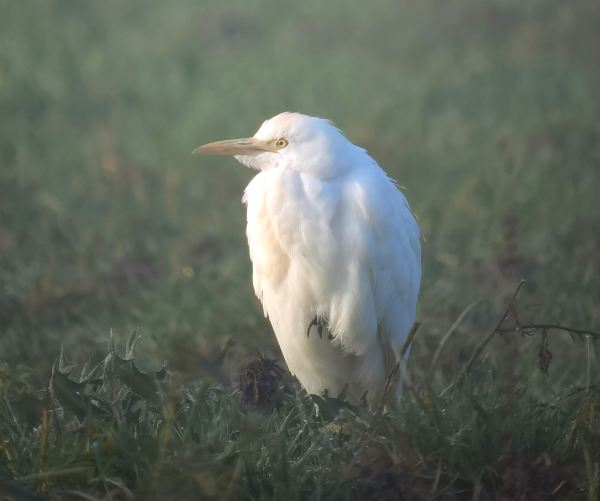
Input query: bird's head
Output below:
<box><xmin>194</xmin><ymin>112</ymin><xmax>364</xmax><ymax>176</ymax></box>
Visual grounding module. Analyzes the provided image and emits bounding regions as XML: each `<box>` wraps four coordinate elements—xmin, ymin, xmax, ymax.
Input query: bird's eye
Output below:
<box><xmin>274</xmin><ymin>138</ymin><xmax>288</xmax><ymax>149</ymax></box>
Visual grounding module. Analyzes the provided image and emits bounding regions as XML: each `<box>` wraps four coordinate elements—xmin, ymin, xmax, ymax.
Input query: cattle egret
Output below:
<box><xmin>194</xmin><ymin>112</ymin><xmax>421</xmax><ymax>406</ymax></box>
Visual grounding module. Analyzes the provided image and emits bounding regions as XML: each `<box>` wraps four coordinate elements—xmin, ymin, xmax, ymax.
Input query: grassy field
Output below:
<box><xmin>1</xmin><ymin>0</ymin><xmax>600</xmax><ymax>499</ymax></box>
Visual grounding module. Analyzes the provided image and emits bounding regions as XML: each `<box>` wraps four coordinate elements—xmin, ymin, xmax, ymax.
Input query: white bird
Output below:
<box><xmin>195</xmin><ymin>112</ymin><xmax>421</xmax><ymax>406</ymax></box>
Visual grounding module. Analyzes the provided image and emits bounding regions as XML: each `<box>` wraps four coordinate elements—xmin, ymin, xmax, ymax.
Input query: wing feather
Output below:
<box><xmin>336</xmin><ymin>163</ymin><xmax>421</xmax><ymax>358</ymax></box>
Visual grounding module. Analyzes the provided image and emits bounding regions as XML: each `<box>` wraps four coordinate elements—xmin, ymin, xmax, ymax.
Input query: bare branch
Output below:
<box><xmin>377</xmin><ymin>322</ymin><xmax>421</xmax><ymax>413</ymax></box>
<box><xmin>497</xmin><ymin>323</ymin><xmax>600</xmax><ymax>340</ymax></box>
<box><xmin>440</xmin><ymin>280</ymin><xmax>526</xmax><ymax>396</ymax></box>
<box><xmin>439</xmin><ymin>279</ymin><xmax>599</xmax><ymax>397</ymax></box>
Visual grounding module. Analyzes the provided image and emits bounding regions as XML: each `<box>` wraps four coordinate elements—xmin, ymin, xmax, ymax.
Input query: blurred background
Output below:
<box><xmin>1</xmin><ymin>0</ymin><xmax>599</xmax><ymax>386</ymax></box>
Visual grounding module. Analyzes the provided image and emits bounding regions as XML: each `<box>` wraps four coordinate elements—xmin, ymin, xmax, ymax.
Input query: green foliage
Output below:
<box><xmin>1</xmin><ymin>0</ymin><xmax>599</xmax><ymax>498</ymax></box>
<box><xmin>1</xmin><ymin>338</ymin><xmax>599</xmax><ymax>499</ymax></box>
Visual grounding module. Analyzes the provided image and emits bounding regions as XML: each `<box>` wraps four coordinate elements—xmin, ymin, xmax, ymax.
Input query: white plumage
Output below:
<box><xmin>195</xmin><ymin>112</ymin><xmax>421</xmax><ymax>405</ymax></box>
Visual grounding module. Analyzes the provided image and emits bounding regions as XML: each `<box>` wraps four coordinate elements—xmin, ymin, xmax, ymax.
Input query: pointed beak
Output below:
<box><xmin>192</xmin><ymin>137</ymin><xmax>275</xmax><ymax>156</ymax></box>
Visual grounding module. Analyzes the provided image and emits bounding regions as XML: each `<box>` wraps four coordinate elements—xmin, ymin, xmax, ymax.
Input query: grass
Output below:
<box><xmin>1</xmin><ymin>0</ymin><xmax>599</xmax><ymax>498</ymax></box>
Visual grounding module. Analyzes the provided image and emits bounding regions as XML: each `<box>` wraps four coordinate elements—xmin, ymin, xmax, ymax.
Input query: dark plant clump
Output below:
<box><xmin>239</xmin><ymin>355</ymin><xmax>287</xmax><ymax>409</ymax></box>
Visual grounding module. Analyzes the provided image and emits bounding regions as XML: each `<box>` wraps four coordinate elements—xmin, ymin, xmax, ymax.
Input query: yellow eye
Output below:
<box><xmin>275</xmin><ymin>138</ymin><xmax>288</xmax><ymax>149</ymax></box>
